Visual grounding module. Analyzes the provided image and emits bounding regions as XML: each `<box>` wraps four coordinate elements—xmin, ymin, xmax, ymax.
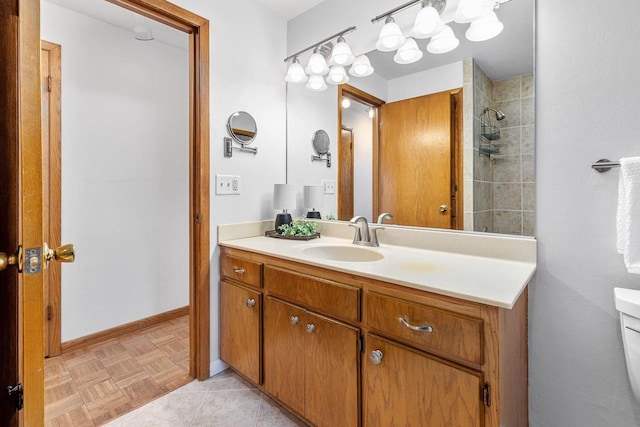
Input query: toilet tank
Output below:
<box><xmin>615</xmin><ymin>287</ymin><xmax>640</xmax><ymax>402</ymax></box>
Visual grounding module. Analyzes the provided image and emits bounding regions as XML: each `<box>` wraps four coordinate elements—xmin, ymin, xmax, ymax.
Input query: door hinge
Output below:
<box><xmin>47</xmin><ymin>75</ymin><xmax>52</xmax><ymax>92</ymax></box>
<box><xmin>47</xmin><ymin>304</ymin><xmax>52</xmax><ymax>321</ymax></box>
<box><xmin>7</xmin><ymin>383</ymin><xmax>23</xmax><ymax>410</ymax></box>
<box><xmin>482</xmin><ymin>383</ymin><xmax>491</xmax><ymax>407</ymax></box>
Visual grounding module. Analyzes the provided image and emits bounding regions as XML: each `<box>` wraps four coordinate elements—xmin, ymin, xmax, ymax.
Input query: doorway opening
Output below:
<box><xmin>41</xmin><ymin>0</ymin><xmax>209</xmax><ymax>423</ymax></box>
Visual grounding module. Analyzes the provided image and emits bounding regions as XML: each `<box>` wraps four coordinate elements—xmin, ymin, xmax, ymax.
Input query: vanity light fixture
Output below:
<box><xmin>375</xmin><ymin>16</ymin><xmax>406</xmax><ymax>52</ymax></box>
<box><xmin>306</xmin><ymin>74</ymin><xmax>328</xmax><ymax>92</ymax></box>
<box><xmin>284</xmin><ymin>26</ymin><xmax>369</xmax><ymax>91</ymax></box>
<box><xmin>372</xmin><ymin>0</ymin><xmax>510</xmax><ymax>60</ymax></box>
<box><xmin>330</xmin><ymin>36</ymin><xmax>355</xmax><ymax>66</ymax></box>
<box><xmin>327</xmin><ymin>65</ymin><xmax>350</xmax><ymax>85</ymax></box>
<box><xmin>342</xmin><ymin>98</ymin><xmax>352</xmax><ymax>109</ymax></box>
<box><xmin>349</xmin><ymin>55</ymin><xmax>375</xmax><ymax>77</ymax></box>
<box><xmin>394</xmin><ymin>37</ymin><xmax>423</xmax><ymax>64</ymax></box>
<box><xmin>305</xmin><ymin>47</ymin><xmax>330</xmax><ymax>76</ymax></box>
<box><xmin>284</xmin><ymin>57</ymin><xmax>308</xmax><ymax>83</ymax></box>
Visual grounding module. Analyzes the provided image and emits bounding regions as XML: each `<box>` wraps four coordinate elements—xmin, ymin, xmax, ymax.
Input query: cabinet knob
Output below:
<box><xmin>439</xmin><ymin>205</ymin><xmax>449</xmax><ymax>213</ymax></box>
<box><xmin>369</xmin><ymin>349</ymin><xmax>384</xmax><ymax>365</ymax></box>
<box><xmin>290</xmin><ymin>316</ymin><xmax>299</xmax><ymax>325</ymax></box>
<box><xmin>245</xmin><ymin>298</ymin><xmax>256</xmax><ymax>308</ymax></box>
<box><xmin>306</xmin><ymin>323</ymin><xmax>315</xmax><ymax>333</ymax></box>
<box><xmin>233</xmin><ymin>267</ymin><xmax>246</xmax><ymax>274</ymax></box>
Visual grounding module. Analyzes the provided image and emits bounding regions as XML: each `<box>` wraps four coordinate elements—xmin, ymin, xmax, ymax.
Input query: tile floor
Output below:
<box><xmin>104</xmin><ymin>370</ymin><xmax>306</xmax><ymax>427</ymax></box>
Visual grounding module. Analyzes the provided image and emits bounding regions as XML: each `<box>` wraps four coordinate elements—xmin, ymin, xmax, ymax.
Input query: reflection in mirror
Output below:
<box><xmin>286</xmin><ymin>0</ymin><xmax>534</xmax><ymax>236</ymax></box>
<box><xmin>227</xmin><ymin>111</ymin><xmax>257</xmax><ymax>144</ymax></box>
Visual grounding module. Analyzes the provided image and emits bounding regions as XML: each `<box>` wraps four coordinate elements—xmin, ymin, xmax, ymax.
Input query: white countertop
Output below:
<box><xmin>219</xmin><ymin>227</ymin><xmax>536</xmax><ymax>309</ymax></box>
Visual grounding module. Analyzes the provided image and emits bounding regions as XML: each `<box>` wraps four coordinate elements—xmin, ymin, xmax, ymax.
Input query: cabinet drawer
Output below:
<box><xmin>221</xmin><ymin>254</ymin><xmax>262</xmax><ymax>288</ymax></box>
<box><xmin>264</xmin><ymin>266</ymin><xmax>359</xmax><ymax>322</ymax></box>
<box><xmin>366</xmin><ymin>292</ymin><xmax>483</xmax><ymax>364</ymax></box>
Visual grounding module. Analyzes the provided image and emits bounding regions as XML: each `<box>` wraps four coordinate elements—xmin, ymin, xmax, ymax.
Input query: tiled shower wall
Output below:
<box><xmin>492</xmin><ymin>74</ymin><xmax>535</xmax><ymax>235</ymax></box>
<box><xmin>463</xmin><ymin>59</ymin><xmax>535</xmax><ymax>236</ymax></box>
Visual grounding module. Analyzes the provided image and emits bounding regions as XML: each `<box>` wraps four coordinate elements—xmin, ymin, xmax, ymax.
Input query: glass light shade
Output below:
<box><xmin>349</xmin><ymin>55</ymin><xmax>375</xmax><ymax>77</ymax></box>
<box><xmin>326</xmin><ymin>65</ymin><xmax>350</xmax><ymax>85</ymax></box>
<box><xmin>426</xmin><ymin>25</ymin><xmax>460</xmax><ymax>54</ymax></box>
<box><xmin>411</xmin><ymin>6</ymin><xmax>445</xmax><ymax>39</ymax></box>
<box><xmin>273</xmin><ymin>184</ymin><xmax>296</xmax><ymax>210</ymax></box>
<box><xmin>466</xmin><ymin>11</ymin><xmax>504</xmax><ymax>41</ymax></box>
<box><xmin>330</xmin><ymin>38</ymin><xmax>355</xmax><ymax>66</ymax></box>
<box><xmin>375</xmin><ymin>18</ymin><xmax>405</xmax><ymax>52</ymax></box>
<box><xmin>367</xmin><ymin>108</ymin><xmax>375</xmax><ymax>118</ymax></box>
<box><xmin>133</xmin><ymin>16</ymin><xmax>154</xmax><ymax>41</ymax></box>
<box><xmin>305</xmin><ymin>74</ymin><xmax>328</xmax><ymax>92</ymax></box>
<box><xmin>454</xmin><ymin>0</ymin><xmax>493</xmax><ymax>23</ymax></box>
<box><xmin>394</xmin><ymin>37</ymin><xmax>423</xmax><ymax>64</ymax></box>
<box><xmin>284</xmin><ymin>59</ymin><xmax>308</xmax><ymax>83</ymax></box>
<box><xmin>303</xmin><ymin>185</ymin><xmax>323</xmax><ymax>209</ymax></box>
<box><xmin>305</xmin><ymin>52</ymin><xmax>329</xmax><ymax>75</ymax></box>
<box><xmin>342</xmin><ymin>98</ymin><xmax>352</xmax><ymax>109</ymax></box>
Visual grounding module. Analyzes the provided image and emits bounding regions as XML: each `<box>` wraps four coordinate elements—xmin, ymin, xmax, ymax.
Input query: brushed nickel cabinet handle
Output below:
<box><xmin>306</xmin><ymin>323</ymin><xmax>315</xmax><ymax>333</ymax></box>
<box><xmin>245</xmin><ymin>298</ymin><xmax>256</xmax><ymax>308</ymax></box>
<box><xmin>369</xmin><ymin>350</ymin><xmax>383</xmax><ymax>365</ymax></box>
<box><xmin>233</xmin><ymin>267</ymin><xmax>246</xmax><ymax>274</ymax></box>
<box><xmin>398</xmin><ymin>317</ymin><xmax>433</xmax><ymax>333</ymax></box>
<box><xmin>290</xmin><ymin>316</ymin><xmax>299</xmax><ymax>325</ymax></box>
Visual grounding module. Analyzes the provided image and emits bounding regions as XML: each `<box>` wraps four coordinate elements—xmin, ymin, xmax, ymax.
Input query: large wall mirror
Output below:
<box><xmin>286</xmin><ymin>0</ymin><xmax>535</xmax><ymax>236</ymax></box>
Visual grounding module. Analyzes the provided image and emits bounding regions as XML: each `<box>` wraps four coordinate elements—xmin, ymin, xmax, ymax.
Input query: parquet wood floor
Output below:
<box><xmin>45</xmin><ymin>315</ymin><xmax>191</xmax><ymax>426</ymax></box>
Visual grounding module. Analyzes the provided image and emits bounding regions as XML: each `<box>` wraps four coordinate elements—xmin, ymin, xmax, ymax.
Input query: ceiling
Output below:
<box><xmin>251</xmin><ymin>0</ymin><xmax>325</xmax><ymax>20</ymax></box>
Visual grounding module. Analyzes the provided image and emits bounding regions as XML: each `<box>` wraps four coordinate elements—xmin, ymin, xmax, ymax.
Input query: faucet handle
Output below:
<box><xmin>349</xmin><ymin>223</ymin><xmax>363</xmax><ymax>244</ymax></box>
<box><xmin>369</xmin><ymin>225</ymin><xmax>384</xmax><ymax>247</ymax></box>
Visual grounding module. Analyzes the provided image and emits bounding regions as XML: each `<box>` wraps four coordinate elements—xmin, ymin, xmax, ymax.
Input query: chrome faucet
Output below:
<box><xmin>377</xmin><ymin>213</ymin><xmax>393</xmax><ymax>224</ymax></box>
<box><xmin>349</xmin><ymin>216</ymin><xmax>384</xmax><ymax>247</ymax></box>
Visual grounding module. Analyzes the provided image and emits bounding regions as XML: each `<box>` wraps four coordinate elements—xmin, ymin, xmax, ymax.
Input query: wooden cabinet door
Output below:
<box><xmin>263</xmin><ymin>297</ymin><xmax>306</xmax><ymax>415</ymax></box>
<box><xmin>364</xmin><ymin>334</ymin><xmax>484</xmax><ymax>427</ymax></box>
<box><xmin>220</xmin><ymin>280</ymin><xmax>262</xmax><ymax>384</ymax></box>
<box><xmin>304</xmin><ymin>311</ymin><xmax>359</xmax><ymax>427</ymax></box>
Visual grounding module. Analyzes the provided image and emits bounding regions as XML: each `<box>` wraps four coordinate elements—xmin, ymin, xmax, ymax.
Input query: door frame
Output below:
<box><xmin>337</xmin><ymin>85</ymin><xmax>385</xmax><ymax>219</ymax></box>
<box><xmin>105</xmin><ymin>0</ymin><xmax>211</xmax><ymax>381</ymax></box>
<box><xmin>338</xmin><ymin>126</ymin><xmax>354</xmax><ymax>220</ymax></box>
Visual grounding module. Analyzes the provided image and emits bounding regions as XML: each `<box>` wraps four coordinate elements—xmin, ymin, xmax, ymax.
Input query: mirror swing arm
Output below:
<box><xmin>224</xmin><ymin>137</ymin><xmax>257</xmax><ymax>157</ymax></box>
<box><xmin>311</xmin><ymin>152</ymin><xmax>331</xmax><ymax>167</ymax></box>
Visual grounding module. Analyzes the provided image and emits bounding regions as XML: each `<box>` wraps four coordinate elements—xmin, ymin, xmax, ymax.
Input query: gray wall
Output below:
<box><xmin>532</xmin><ymin>0</ymin><xmax>640</xmax><ymax>425</ymax></box>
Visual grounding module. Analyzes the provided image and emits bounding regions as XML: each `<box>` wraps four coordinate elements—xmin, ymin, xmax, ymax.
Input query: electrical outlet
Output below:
<box><xmin>321</xmin><ymin>179</ymin><xmax>336</xmax><ymax>194</ymax></box>
<box><xmin>216</xmin><ymin>175</ymin><xmax>241</xmax><ymax>195</ymax></box>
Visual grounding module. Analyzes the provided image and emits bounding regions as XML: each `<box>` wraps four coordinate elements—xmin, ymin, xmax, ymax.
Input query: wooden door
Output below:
<box><xmin>378</xmin><ymin>91</ymin><xmax>453</xmax><ymax>228</ymax></box>
<box><xmin>220</xmin><ymin>280</ymin><xmax>262</xmax><ymax>384</ymax></box>
<box><xmin>41</xmin><ymin>40</ymin><xmax>62</xmax><ymax>358</ymax></box>
<box><xmin>263</xmin><ymin>297</ymin><xmax>305</xmax><ymax>416</ymax></box>
<box><xmin>338</xmin><ymin>126</ymin><xmax>354</xmax><ymax>220</ymax></box>
<box><xmin>364</xmin><ymin>334</ymin><xmax>483</xmax><ymax>427</ymax></box>
<box><xmin>304</xmin><ymin>311</ymin><xmax>359</xmax><ymax>427</ymax></box>
<box><xmin>1</xmin><ymin>0</ymin><xmax>45</xmax><ymax>424</ymax></box>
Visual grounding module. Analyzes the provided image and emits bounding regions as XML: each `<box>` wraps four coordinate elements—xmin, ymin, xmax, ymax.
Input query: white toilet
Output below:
<box><xmin>615</xmin><ymin>287</ymin><xmax>640</xmax><ymax>402</ymax></box>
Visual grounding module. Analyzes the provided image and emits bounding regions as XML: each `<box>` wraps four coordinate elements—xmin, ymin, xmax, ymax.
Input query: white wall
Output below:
<box><xmin>42</xmin><ymin>3</ymin><xmax>190</xmax><ymax>341</ymax></box>
<box><xmin>167</xmin><ymin>0</ymin><xmax>287</xmax><ymax>372</ymax></box>
<box><xmin>532</xmin><ymin>0</ymin><xmax>640</xmax><ymax>425</ymax></box>
<box><xmin>343</xmin><ymin>107</ymin><xmax>373</xmax><ymax>219</ymax></box>
<box><xmin>387</xmin><ymin>61</ymin><xmax>463</xmax><ymax>103</ymax></box>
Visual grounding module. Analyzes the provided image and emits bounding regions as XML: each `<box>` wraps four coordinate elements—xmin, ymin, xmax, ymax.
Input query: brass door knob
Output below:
<box><xmin>43</xmin><ymin>243</ymin><xmax>75</xmax><ymax>268</ymax></box>
<box><xmin>439</xmin><ymin>205</ymin><xmax>449</xmax><ymax>213</ymax></box>
<box><xmin>0</xmin><ymin>246</ymin><xmax>23</xmax><ymax>272</ymax></box>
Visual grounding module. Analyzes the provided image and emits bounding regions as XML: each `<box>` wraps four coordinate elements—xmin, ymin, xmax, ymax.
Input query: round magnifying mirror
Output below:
<box><xmin>312</xmin><ymin>130</ymin><xmax>330</xmax><ymax>155</ymax></box>
<box><xmin>227</xmin><ymin>111</ymin><xmax>257</xmax><ymax>144</ymax></box>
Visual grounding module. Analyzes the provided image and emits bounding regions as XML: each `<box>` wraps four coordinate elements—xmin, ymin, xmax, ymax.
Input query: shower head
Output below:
<box><xmin>484</xmin><ymin>107</ymin><xmax>506</xmax><ymax>121</ymax></box>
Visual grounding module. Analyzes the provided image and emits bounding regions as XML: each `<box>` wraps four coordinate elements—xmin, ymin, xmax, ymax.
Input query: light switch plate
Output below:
<box><xmin>321</xmin><ymin>179</ymin><xmax>336</xmax><ymax>194</ymax></box>
<box><xmin>216</xmin><ymin>175</ymin><xmax>241</xmax><ymax>195</ymax></box>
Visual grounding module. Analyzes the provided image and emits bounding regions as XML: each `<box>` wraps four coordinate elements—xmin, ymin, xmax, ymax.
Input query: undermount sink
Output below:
<box><xmin>301</xmin><ymin>244</ymin><xmax>384</xmax><ymax>262</ymax></box>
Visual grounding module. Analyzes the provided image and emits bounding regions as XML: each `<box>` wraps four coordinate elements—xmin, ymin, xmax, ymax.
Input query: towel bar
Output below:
<box><xmin>592</xmin><ymin>159</ymin><xmax>621</xmax><ymax>173</ymax></box>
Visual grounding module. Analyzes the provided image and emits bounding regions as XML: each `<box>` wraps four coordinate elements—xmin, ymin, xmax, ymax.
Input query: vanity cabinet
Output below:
<box><xmin>218</xmin><ymin>246</ymin><xmax>528</xmax><ymax>427</ymax></box>
<box><xmin>363</xmin><ymin>334</ymin><xmax>483</xmax><ymax>427</ymax></box>
<box><xmin>219</xmin><ymin>254</ymin><xmax>263</xmax><ymax>385</ymax></box>
<box><xmin>263</xmin><ymin>296</ymin><xmax>359</xmax><ymax>427</ymax></box>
